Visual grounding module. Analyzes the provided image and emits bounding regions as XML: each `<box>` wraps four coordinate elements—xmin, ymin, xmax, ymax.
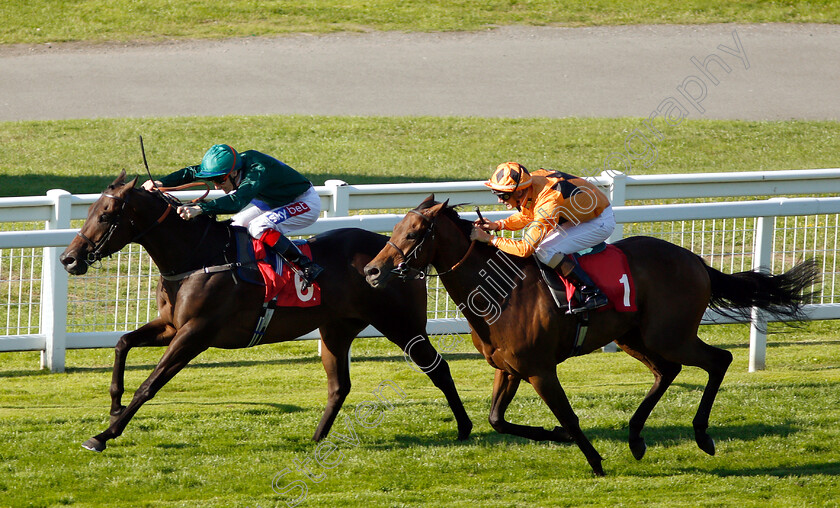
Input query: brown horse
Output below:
<box><xmin>363</xmin><ymin>196</ymin><xmax>819</xmax><ymax>476</ymax></box>
<box><xmin>60</xmin><ymin>173</ymin><xmax>472</xmax><ymax>452</ymax></box>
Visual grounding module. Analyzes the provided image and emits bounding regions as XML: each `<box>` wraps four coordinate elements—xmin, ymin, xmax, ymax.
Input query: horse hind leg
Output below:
<box><xmin>619</xmin><ymin>344</ymin><xmax>682</xmax><ymax>460</ymax></box>
<box><xmin>656</xmin><ymin>335</ymin><xmax>733</xmax><ymax>456</ymax></box>
<box><xmin>688</xmin><ymin>340</ymin><xmax>733</xmax><ymax>456</ymax></box>
<box><xmin>83</xmin><ymin>334</ymin><xmax>207</xmax><ymax>452</ymax></box>
<box><xmin>488</xmin><ymin>370</ymin><xmax>573</xmax><ymax>443</ymax></box>
<box><xmin>108</xmin><ymin>319</ymin><xmax>175</xmax><ymax>425</ymax></box>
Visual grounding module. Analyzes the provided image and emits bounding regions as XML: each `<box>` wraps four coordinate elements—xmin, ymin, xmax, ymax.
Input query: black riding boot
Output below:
<box><xmin>558</xmin><ymin>256</ymin><xmax>608</xmax><ymax>315</ymax></box>
<box><xmin>268</xmin><ymin>233</ymin><xmax>324</xmax><ymax>291</ymax></box>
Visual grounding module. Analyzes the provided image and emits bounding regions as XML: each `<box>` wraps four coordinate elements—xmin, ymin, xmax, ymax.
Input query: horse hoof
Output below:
<box><xmin>696</xmin><ymin>434</ymin><xmax>716</xmax><ymax>456</ymax></box>
<box><xmin>629</xmin><ymin>437</ymin><xmax>647</xmax><ymax>460</ymax></box>
<box><xmin>591</xmin><ymin>461</ymin><xmax>606</xmax><ymax>477</ymax></box>
<box><xmin>551</xmin><ymin>426</ymin><xmax>575</xmax><ymax>443</ymax></box>
<box><xmin>457</xmin><ymin>420</ymin><xmax>473</xmax><ymax>441</ymax></box>
<box><xmin>82</xmin><ymin>437</ymin><xmax>106</xmax><ymax>452</ymax></box>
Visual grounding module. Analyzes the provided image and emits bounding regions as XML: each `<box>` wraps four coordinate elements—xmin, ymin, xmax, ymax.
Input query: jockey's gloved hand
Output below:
<box><xmin>472</xmin><ymin>218</ymin><xmax>500</xmax><ymax>231</ymax></box>
<box><xmin>177</xmin><ymin>205</ymin><xmax>202</xmax><ymax>220</ymax></box>
<box><xmin>141</xmin><ymin>180</ymin><xmax>161</xmax><ymax>191</ymax></box>
<box><xmin>470</xmin><ymin>226</ymin><xmax>493</xmax><ymax>244</ymax></box>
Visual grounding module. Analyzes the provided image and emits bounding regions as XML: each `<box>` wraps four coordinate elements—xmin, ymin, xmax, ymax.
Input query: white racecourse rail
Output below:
<box><xmin>2</xmin><ymin>169</ymin><xmax>840</xmax><ymax>373</ymax></box>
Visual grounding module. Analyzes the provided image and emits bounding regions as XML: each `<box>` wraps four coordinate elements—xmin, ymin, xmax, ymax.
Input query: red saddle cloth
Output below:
<box><xmin>252</xmin><ymin>240</ymin><xmax>321</xmax><ymax>306</ymax></box>
<box><xmin>561</xmin><ymin>245</ymin><xmax>637</xmax><ymax>312</ymax></box>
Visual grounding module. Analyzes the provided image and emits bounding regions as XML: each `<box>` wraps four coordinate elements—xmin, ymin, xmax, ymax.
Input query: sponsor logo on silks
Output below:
<box><xmin>271</xmin><ymin>202</ymin><xmax>311</xmax><ymax>223</ymax></box>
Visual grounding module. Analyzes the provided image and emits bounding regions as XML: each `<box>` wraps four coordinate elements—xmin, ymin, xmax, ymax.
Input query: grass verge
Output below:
<box><xmin>1</xmin><ymin>1</ymin><xmax>839</xmax><ymax>45</ymax></box>
<box><xmin>1</xmin><ymin>115</ymin><xmax>839</xmax><ymax>197</ymax></box>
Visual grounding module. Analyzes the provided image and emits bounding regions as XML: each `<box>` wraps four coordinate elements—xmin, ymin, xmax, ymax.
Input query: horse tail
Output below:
<box><xmin>704</xmin><ymin>258</ymin><xmax>820</xmax><ymax>325</ymax></box>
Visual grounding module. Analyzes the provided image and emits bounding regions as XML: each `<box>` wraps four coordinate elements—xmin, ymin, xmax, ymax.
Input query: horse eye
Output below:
<box><xmin>406</xmin><ymin>231</ymin><xmax>419</xmax><ymax>240</ymax></box>
<box><xmin>99</xmin><ymin>213</ymin><xmax>112</xmax><ymax>223</ymax></box>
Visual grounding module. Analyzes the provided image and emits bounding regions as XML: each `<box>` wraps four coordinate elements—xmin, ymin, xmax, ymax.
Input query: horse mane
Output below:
<box><xmin>416</xmin><ymin>200</ymin><xmax>474</xmax><ymax>239</ymax></box>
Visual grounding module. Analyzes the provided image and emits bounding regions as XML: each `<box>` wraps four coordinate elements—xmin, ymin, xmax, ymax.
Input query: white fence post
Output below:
<box><xmin>40</xmin><ymin>190</ymin><xmax>71</xmax><ymax>372</ymax></box>
<box><xmin>323</xmin><ymin>180</ymin><xmax>350</xmax><ymax>218</ymax></box>
<box><xmin>601</xmin><ymin>170</ymin><xmax>626</xmax><ymax>353</ymax></box>
<box><xmin>319</xmin><ymin>180</ymin><xmax>350</xmax><ymax>357</ymax></box>
<box><xmin>749</xmin><ymin>214</ymin><xmax>775</xmax><ymax>372</ymax></box>
<box><xmin>603</xmin><ymin>170</ymin><xmax>626</xmax><ymax>243</ymax></box>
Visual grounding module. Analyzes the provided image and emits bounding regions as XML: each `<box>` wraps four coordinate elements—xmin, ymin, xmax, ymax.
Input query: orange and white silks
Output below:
<box><xmin>492</xmin><ymin>169</ymin><xmax>610</xmax><ymax>258</ymax></box>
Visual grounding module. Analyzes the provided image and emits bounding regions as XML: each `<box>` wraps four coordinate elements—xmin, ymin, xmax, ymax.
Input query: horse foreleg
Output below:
<box><xmin>529</xmin><ymin>372</ymin><xmax>605</xmax><ymax>476</ymax></box>
<box><xmin>313</xmin><ymin>328</ymin><xmax>355</xmax><ymax>442</ymax></box>
<box><xmin>399</xmin><ymin>333</ymin><xmax>473</xmax><ymax>440</ymax></box>
<box><xmin>82</xmin><ymin>334</ymin><xmax>207</xmax><ymax>452</ymax></box>
<box><xmin>109</xmin><ymin>319</ymin><xmax>175</xmax><ymax>424</ymax></box>
<box><xmin>488</xmin><ymin>370</ymin><xmax>573</xmax><ymax>443</ymax></box>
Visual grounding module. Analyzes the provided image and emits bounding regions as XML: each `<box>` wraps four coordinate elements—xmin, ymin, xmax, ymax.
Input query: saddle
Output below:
<box><xmin>231</xmin><ymin>227</ymin><xmax>321</xmax><ymax>306</ymax></box>
<box><xmin>539</xmin><ymin>243</ymin><xmax>637</xmax><ymax>313</ymax></box>
<box><xmin>231</xmin><ymin>226</ymin><xmax>264</xmax><ymax>286</ymax></box>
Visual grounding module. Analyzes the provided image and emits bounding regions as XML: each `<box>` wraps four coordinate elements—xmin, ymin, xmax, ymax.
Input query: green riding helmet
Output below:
<box><xmin>196</xmin><ymin>144</ymin><xmax>243</xmax><ymax>179</ymax></box>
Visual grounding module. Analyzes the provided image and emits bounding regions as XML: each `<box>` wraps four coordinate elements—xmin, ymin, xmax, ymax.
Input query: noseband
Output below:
<box><xmin>76</xmin><ymin>192</ymin><xmax>172</xmax><ymax>265</ymax></box>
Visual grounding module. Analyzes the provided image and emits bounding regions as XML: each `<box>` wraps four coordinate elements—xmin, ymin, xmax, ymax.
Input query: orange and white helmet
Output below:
<box><xmin>484</xmin><ymin>162</ymin><xmax>532</xmax><ymax>194</ymax></box>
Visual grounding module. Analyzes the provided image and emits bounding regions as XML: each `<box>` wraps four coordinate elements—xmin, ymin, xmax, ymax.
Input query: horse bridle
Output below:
<box><xmin>385</xmin><ymin>209</ymin><xmax>435</xmax><ymax>280</ymax></box>
<box><xmin>76</xmin><ymin>192</ymin><xmax>173</xmax><ymax>265</ymax></box>
<box><xmin>386</xmin><ymin>208</ymin><xmax>477</xmax><ymax>280</ymax></box>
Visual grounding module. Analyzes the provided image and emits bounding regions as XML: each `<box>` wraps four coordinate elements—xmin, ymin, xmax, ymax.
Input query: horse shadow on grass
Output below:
<box><xmin>0</xmin><ymin>351</ymin><xmax>478</xmax><ymax>379</ymax></box>
<box><xmin>689</xmin><ymin>461</ymin><xmax>840</xmax><ymax>477</ymax></box>
<box><xmin>363</xmin><ymin>420</ymin><xmax>800</xmax><ymax>453</ymax></box>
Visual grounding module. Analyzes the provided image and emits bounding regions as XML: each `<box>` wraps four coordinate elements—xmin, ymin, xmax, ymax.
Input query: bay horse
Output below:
<box><xmin>363</xmin><ymin>196</ymin><xmax>819</xmax><ymax>476</ymax></box>
<box><xmin>59</xmin><ymin>173</ymin><xmax>472</xmax><ymax>452</ymax></box>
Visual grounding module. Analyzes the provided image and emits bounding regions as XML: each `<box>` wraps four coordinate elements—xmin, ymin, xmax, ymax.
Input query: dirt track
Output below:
<box><xmin>1</xmin><ymin>24</ymin><xmax>838</xmax><ymax>121</ymax></box>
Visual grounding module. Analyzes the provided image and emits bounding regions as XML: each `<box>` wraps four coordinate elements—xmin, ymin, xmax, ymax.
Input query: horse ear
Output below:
<box><xmin>420</xmin><ymin>194</ymin><xmax>436</xmax><ymax>207</ymax></box>
<box><xmin>125</xmin><ymin>176</ymin><xmax>139</xmax><ymax>189</ymax></box>
<box><xmin>111</xmin><ymin>169</ymin><xmax>127</xmax><ymax>187</ymax></box>
<box><xmin>427</xmin><ymin>199</ymin><xmax>449</xmax><ymax>216</ymax></box>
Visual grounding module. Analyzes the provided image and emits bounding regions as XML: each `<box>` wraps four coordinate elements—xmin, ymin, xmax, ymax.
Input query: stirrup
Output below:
<box><xmin>299</xmin><ymin>263</ymin><xmax>324</xmax><ymax>291</ymax></box>
<box><xmin>566</xmin><ymin>291</ymin><xmax>608</xmax><ymax>315</ymax></box>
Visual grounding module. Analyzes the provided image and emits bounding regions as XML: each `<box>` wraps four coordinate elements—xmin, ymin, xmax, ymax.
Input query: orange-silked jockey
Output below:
<box><xmin>470</xmin><ymin>162</ymin><xmax>616</xmax><ymax>314</ymax></box>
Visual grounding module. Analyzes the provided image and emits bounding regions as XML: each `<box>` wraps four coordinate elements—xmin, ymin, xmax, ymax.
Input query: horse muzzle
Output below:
<box><xmin>363</xmin><ymin>261</ymin><xmax>393</xmax><ymax>288</ymax></box>
<box><xmin>60</xmin><ymin>248</ymin><xmax>90</xmax><ymax>275</ymax></box>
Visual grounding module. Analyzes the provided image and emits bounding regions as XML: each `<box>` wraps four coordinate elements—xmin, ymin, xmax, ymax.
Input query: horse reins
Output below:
<box><xmin>76</xmin><ymin>192</ymin><xmax>173</xmax><ymax>265</ymax></box>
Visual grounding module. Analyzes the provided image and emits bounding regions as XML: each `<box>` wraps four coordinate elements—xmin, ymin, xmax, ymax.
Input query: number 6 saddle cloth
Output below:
<box><xmin>230</xmin><ymin>226</ymin><xmax>320</xmax><ymax>307</ymax></box>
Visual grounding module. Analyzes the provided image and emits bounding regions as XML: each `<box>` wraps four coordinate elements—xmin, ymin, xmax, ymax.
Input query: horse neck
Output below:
<box><xmin>128</xmin><ymin>197</ymin><xmax>228</xmax><ymax>274</ymax></box>
<box><xmin>434</xmin><ymin>213</ymin><xmax>531</xmax><ymax>322</ymax></box>
<box><xmin>431</xmin><ymin>213</ymin><xmax>475</xmax><ymax>275</ymax></box>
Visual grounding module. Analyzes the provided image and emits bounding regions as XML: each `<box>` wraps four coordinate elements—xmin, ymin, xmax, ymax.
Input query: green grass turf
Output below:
<box><xmin>0</xmin><ymin>321</ymin><xmax>838</xmax><ymax>507</ymax></box>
